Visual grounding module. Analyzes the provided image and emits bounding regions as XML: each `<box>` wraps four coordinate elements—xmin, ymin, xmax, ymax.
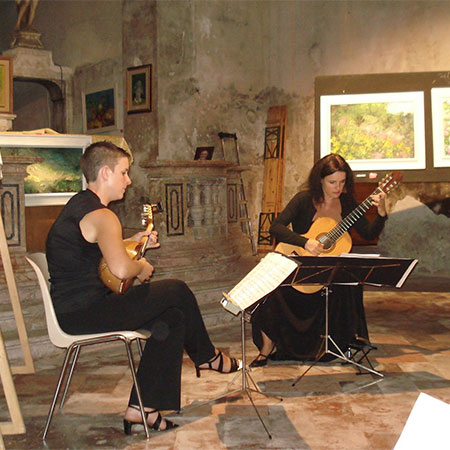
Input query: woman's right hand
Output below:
<box><xmin>136</xmin><ymin>258</ymin><xmax>155</xmax><ymax>283</ymax></box>
<box><xmin>305</xmin><ymin>239</ymin><xmax>324</xmax><ymax>256</ymax></box>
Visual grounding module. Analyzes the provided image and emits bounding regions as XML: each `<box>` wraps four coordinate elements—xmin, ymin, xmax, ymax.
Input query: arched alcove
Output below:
<box><xmin>2</xmin><ymin>47</ymin><xmax>73</xmax><ymax>133</ymax></box>
<box><xmin>13</xmin><ymin>78</ymin><xmax>64</xmax><ymax>132</ymax></box>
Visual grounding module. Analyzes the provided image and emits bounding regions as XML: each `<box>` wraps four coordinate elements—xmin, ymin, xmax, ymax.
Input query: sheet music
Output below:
<box><xmin>396</xmin><ymin>259</ymin><xmax>419</xmax><ymax>288</ymax></box>
<box><xmin>222</xmin><ymin>252</ymin><xmax>298</xmax><ymax>313</ymax></box>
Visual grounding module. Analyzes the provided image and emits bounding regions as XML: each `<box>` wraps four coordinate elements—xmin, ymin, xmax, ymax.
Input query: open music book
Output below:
<box><xmin>221</xmin><ymin>252</ymin><xmax>299</xmax><ymax>316</ymax></box>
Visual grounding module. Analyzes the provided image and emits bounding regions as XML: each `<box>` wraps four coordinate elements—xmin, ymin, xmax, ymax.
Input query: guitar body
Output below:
<box><xmin>274</xmin><ymin>171</ymin><xmax>402</xmax><ymax>295</ymax></box>
<box><xmin>275</xmin><ymin>217</ymin><xmax>352</xmax><ymax>294</ymax></box>
<box><xmin>99</xmin><ymin>241</ymin><xmax>144</xmax><ymax>295</ymax></box>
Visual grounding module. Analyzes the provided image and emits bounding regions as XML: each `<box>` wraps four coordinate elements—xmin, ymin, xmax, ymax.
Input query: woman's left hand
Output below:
<box><xmin>371</xmin><ymin>193</ymin><xmax>387</xmax><ymax>217</ymax></box>
<box><xmin>127</xmin><ymin>230</ymin><xmax>160</xmax><ymax>248</ymax></box>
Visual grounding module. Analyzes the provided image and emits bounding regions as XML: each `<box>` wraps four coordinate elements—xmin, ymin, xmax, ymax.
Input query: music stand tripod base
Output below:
<box><xmin>178</xmin><ymin>311</ymin><xmax>282</xmax><ymax>439</ymax></box>
<box><xmin>282</xmin><ymin>255</ymin><xmax>418</xmax><ymax>386</ymax></box>
<box><xmin>292</xmin><ymin>285</ymin><xmax>383</xmax><ymax>387</ymax></box>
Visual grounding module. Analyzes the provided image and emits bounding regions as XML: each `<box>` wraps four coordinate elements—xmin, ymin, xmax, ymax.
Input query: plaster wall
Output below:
<box><xmin>121</xmin><ymin>0</ymin><xmax>158</xmax><ymax>229</ymax></box>
<box><xmin>0</xmin><ymin>0</ymin><xmax>122</xmax><ymax>68</ymax></box>
<box><xmin>1</xmin><ymin>0</ymin><xmax>449</xmax><ymax>259</ymax></box>
<box><xmin>155</xmin><ymin>0</ymin><xmax>450</xmax><ymax>238</ymax></box>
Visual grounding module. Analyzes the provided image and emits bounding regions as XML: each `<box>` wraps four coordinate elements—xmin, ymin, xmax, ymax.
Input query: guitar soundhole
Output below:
<box><xmin>318</xmin><ymin>233</ymin><xmax>334</xmax><ymax>252</ymax></box>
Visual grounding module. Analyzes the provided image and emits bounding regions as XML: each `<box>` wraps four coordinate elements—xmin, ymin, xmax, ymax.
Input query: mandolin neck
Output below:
<box><xmin>137</xmin><ymin>222</ymin><xmax>154</xmax><ymax>259</ymax></box>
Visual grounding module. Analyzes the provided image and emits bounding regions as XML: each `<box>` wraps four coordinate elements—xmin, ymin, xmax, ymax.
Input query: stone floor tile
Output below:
<box><xmin>1</xmin><ymin>288</ymin><xmax>449</xmax><ymax>449</ymax></box>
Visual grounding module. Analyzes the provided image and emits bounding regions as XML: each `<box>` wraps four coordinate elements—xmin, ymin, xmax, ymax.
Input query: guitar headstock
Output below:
<box><xmin>141</xmin><ymin>201</ymin><xmax>163</xmax><ymax>227</ymax></box>
<box><xmin>378</xmin><ymin>171</ymin><xmax>402</xmax><ymax>194</ymax></box>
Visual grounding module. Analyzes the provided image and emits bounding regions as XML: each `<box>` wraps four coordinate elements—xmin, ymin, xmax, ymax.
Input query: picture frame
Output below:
<box><xmin>431</xmin><ymin>87</ymin><xmax>450</xmax><ymax>168</ymax></box>
<box><xmin>82</xmin><ymin>87</ymin><xmax>117</xmax><ymax>134</ymax></box>
<box><xmin>194</xmin><ymin>146</ymin><xmax>214</xmax><ymax>160</ymax></box>
<box><xmin>0</xmin><ymin>134</ymin><xmax>92</xmax><ymax>206</ymax></box>
<box><xmin>126</xmin><ymin>64</ymin><xmax>151</xmax><ymax>114</ymax></box>
<box><xmin>0</xmin><ymin>56</ymin><xmax>13</xmax><ymax>114</ymax></box>
<box><xmin>320</xmin><ymin>91</ymin><xmax>426</xmax><ymax>172</ymax></box>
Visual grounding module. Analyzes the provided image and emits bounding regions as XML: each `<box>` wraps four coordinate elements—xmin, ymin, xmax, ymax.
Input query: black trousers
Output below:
<box><xmin>57</xmin><ymin>279</ymin><xmax>216</xmax><ymax>411</ymax></box>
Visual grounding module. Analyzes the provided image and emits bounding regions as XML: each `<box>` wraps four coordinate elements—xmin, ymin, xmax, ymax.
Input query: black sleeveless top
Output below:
<box><xmin>46</xmin><ymin>189</ymin><xmax>110</xmax><ymax>314</ymax></box>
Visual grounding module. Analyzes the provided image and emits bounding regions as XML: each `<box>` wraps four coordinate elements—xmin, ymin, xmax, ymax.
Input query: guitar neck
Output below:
<box><xmin>325</xmin><ymin>186</ymin><xmax>382</xmax><ymax>243</ymax></box>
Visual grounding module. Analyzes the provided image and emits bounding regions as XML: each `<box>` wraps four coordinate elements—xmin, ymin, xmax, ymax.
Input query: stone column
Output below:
<box><xmin>0</xmin><ymin>114</ymin><xmax>17</xmax><ymax>132</ymax></box>
<box><xmin>0</xmin><ymin>155</ymin><xmax>49</xmax><ymax>362</ymax></box>
<box><xmin>1</xmin><ymin>155</ymin><xmax>41</xmax><ymax>252</ymax></box>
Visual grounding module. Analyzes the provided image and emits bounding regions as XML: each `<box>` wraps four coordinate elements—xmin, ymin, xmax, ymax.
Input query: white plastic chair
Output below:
<box><xmin>26</xmin><ymin>253</ymin><xmax>152</xmax><ymax>440</ymax></box>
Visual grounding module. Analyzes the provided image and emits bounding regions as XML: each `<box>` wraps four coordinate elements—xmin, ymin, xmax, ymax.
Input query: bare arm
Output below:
<box><xmin>80</xmin><ymin>208</ymin><xmax>154</xmax><ymax>282</ymax></box>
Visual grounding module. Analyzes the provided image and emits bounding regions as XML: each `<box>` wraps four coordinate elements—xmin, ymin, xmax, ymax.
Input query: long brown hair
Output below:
<box><xmin>307</xmin><ymin>153</ymin><xmax>354</xmax><ymax>203</ymax></box>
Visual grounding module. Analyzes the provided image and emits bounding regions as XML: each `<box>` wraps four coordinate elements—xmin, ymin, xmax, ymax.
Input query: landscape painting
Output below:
<box><xmin>431</xmin><ymin>87</ymin><xmax>450</xmax><ymax>168</ymax></box>
<box><xmin>320</xmin><ymin>91</ymin><xmax>426</xmax><ymax>171</ymax></box>
<box><xmin>2</xmin><ymin>146</ymin><xmax>83</xmax><ymax>194</ymax></box>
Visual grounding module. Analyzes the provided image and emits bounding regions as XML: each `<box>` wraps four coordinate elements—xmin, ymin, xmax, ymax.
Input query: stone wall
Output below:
<box><xmin>0</xmin><ymin>0</ymin><xmax>449</xmax><ymax>268</ymax></box>
<box><xmin>377</xmin><ymin>196</ymin><xmax>450</xmax><ymax>277</ymax></box>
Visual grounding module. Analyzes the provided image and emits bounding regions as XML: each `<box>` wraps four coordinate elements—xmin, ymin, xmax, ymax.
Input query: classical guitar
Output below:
<box><xmin>99</xmin><ymin>201</ymin><xmax>163</xmax><ymax>295</ymax></box>
<box><xmin>275</xmin><ymin>171</ymin><xmax>402</xmax><ymax>294</ymax></box>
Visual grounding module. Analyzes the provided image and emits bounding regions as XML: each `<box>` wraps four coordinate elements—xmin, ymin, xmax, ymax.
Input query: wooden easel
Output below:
<box><xmin>0</xmin><ymin>198</ymin><xmax>30</xmax><ymax>437</ymax></box>
<box><xmin>0</xmin><ymin>211</ymin><xmax>34</xmax><ymax>374</ymax></box>
<box><xmin>257</xmin><ymin>105</ymin><xmax>287</xmax><ymax>253</ymax></box>
<box><xmin>0</xmin><ymin>329</ymin><xmax>25</xmax><ymax>436</ymax></box>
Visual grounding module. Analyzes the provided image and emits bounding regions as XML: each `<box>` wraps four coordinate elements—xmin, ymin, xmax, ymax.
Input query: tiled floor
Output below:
<box><xmin>1</xmin><ymin>286</ymin><xmax>450</xmax><ymax>449</ymax></box>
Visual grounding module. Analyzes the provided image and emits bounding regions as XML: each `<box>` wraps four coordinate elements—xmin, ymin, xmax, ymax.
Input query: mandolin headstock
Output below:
<box><xmin>378</xmin><ymin>171</ymin><xmax>402</xmax><ymax>194</ymax></box>
<box><xmin>141</xmin><ymin>201</ymin><xmax>163</xmax><ymax>228</ymax></box>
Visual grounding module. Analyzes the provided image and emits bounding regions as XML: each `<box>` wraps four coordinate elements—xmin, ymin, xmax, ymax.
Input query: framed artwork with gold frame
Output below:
<box><xmin>126</xmin><ymin>64</ymin><xmax>151</xmax><ymax>114</ymax></box>
<box><xmin>0</xmin><ymin>56</ymin><xmax>13</xmax><ymax>114</ymax></box>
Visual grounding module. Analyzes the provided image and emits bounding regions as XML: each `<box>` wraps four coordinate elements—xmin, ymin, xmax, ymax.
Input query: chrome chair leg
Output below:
<box><xmin>123</xmin><ymin>339</ymin><xmax>150</xmax><ymax>439</ymax></box>
<box><xmin>59</xmin><ymin>345</ymin><xmax>81</xmax><ymax>409</ymax></box>
<box><xmin>137</xmin><ymin>338</ymin><xmax>143</xmax><ymax>357</ymax></box>
<box><xmin>42</xmin><ymin>345</ymin><xmax>76</xmax><ymax>440</ymax></box>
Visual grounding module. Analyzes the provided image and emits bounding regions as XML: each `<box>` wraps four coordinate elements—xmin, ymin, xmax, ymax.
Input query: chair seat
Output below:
<box><xmin>55</xmin><ymin>328</ymin><xmax>151</xmax><ymax>349</ymax></box>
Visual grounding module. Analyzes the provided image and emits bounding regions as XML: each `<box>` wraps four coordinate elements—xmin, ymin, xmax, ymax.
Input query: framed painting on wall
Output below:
<box><xmin>0</xmin><ymin>134</ymin><xmax>92</xmax><ymax>206</ymax></box>
<box><xmin>194</xmin><ymin>146</ymin><xmax>214</xmax><ymax>160</ymax></box>
<box><xmin>0</xmin><ymin>56</ymin><xmax>13</xmax><ymax>114</ymax></box>
<box><xmin>82</xmin><ymin>87</ymin><xmax>117</xmax><ymax>134</ymax></box>
<box><xmin>320</xmin><ymin>91</ymin><xmax>426</xmax><ymax>172</ymax></box>
<box><xmin>431</xmin><ymin>87</ymin><xmax>450</xmax><ymax>168</ymax></box>
<box><xmin>126</xmin><ymin>64</ymin><xmax>151</xmax><ymax>114</ymax></box>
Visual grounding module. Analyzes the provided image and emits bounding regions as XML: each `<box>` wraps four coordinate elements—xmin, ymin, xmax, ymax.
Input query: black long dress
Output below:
<box><xmin>251</xmin><ymin>190</ymin><xmax>387</xmax><ymax>361</ymax></box>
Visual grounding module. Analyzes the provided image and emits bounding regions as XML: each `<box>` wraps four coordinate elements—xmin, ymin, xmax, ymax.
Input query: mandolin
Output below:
<box><xmin>99</xmin><ymin>201</ymin><xmax>163</xmax><ymax>295</ymax></box>
<box><xmin>275</xmin><ymin>171</ymin><xmax>402</xmax><ymax>294</ymax></box>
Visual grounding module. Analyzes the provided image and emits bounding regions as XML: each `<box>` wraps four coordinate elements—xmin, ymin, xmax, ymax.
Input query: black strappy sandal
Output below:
<box><xmin>249</xmin><ymin>345</ymin><xmax>275</xmax><ymax>368</ymax></box>
<box><xmin>123</xmin><ymin>405</ymin><xmax>178</xmax><ymax>435</ymax></box>
<box><xmin>195</xmin><ymin>350</ymin><xmax>241</xmax><ymax>378</ymax></box>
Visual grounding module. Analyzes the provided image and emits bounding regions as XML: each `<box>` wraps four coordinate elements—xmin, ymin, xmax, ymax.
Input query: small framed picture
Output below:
<box><xmin>82</xmin><ymin>87</ymin><xmax>117</xmax><ymax>134</ymax></box>
<box><xmin>126</xmin><ymin>64</ymin><xmax>151</xmax><ymax>114</ymax></box>
<box><xmin>194</xmin><ymin>146</ymin><xmax>214</xmax><ymax>160</ymax></box>
<box><xmin>0</xmin><ymin>56</ymin><xmax>13</xmax><ymax>114</ymax></box>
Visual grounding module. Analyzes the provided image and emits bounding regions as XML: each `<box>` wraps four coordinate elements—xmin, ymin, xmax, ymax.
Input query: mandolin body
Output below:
<box><xmin>98</xmin><ymin>241</ymin><xmax>144</xmax><ymax>295</ymax></box>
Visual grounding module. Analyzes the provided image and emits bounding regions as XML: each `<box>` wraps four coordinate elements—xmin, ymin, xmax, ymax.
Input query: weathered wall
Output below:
<box><xmin>155</xmin><ymin>0</ymin><xmax>450</xmax><ymax>241</ymax></box>
<box><xmin>121</xmin><ymin>0</ymin><xmax>158</xmax><ymax>230</ymax></box>
<box><xmin>0</xmin><ymin>0</ymin><xmax>122</xmax><ymax>68</ymax></box>
<box><xmin>1</xmin><ymin>0</ymin><xmax>449</xmax><ymax>264</ymax></box>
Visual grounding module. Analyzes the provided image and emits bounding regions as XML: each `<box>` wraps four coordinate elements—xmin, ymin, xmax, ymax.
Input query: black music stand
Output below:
<box><xmin>179</xmin><ymin>251</ymin><xmax>303</xmax><ymax>439</ymax></box>
<box><xmin>280</xmin><ymin>254</ymin><xmax>418</xmax><ymax>385</ymax></box>
<box><xmin>178</xmin><ymin>304</ymin><xmax>281</xmax><ymax>439</ymax></box>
